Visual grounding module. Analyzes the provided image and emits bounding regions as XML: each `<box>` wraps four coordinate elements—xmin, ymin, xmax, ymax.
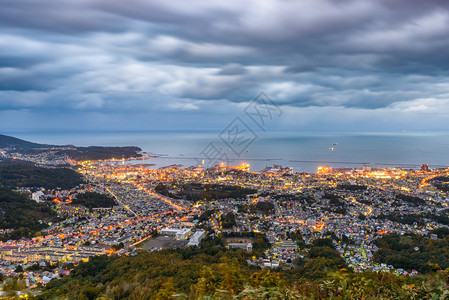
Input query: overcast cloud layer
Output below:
<box><xmin>1</xmin><ymin>0</ymin><xmax>449</xmax><ymax>132</ymax></box>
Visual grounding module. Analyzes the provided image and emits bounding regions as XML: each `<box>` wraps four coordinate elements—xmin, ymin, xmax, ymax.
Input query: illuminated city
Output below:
<box><xmin>2</xmin><ymin>140</ymin><xmax>449</xmax><ymax>295</ymax></box>
<box><xmin>2</xmin><ymin>0</ymin><xmax>449</xmax><ymax>298</ymax></box>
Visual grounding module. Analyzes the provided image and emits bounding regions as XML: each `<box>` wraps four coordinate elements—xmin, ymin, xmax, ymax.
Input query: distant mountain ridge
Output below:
<box><xmin>0</xmin><ymin>134</ymin><xmax>54</xmax><ymax>149</ymax></box>
<box><xmin>0</xmin><ymin>133</ymin><xmax>142</xmax><ymax>161</ymax></box>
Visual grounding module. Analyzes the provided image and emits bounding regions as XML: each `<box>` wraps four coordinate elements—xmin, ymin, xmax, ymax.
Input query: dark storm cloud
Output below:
<box><xmin>217</xmin><ymin>64</ymin><xmax>247</xmax><ymax>75</ymax></box>
<box><xmin>0</xmin><ymin>1</ymin><xmax>125</xmax><ymax>33</ymax></box>
<box><xmin>1</xmin><ymin>0</ymin><xmax>449</xmax><ymax>121</ymax></box>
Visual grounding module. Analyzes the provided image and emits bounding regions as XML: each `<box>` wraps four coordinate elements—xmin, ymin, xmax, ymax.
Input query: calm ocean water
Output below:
<box><xmin>7</xmin><ymin>131</ymin><xmax>449</xmax><ymax>173</ymax></box>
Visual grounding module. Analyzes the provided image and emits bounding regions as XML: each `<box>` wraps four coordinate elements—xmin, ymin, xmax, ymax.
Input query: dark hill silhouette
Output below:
<box><xmin>0</xmin><ymin>133</ymin><xmax>142</xmax><ymax>161</ymax></box>
<box><xmin>0</xmin><ymin>134</ymin><xmax>54</xmax><ymax>149</ymax></box>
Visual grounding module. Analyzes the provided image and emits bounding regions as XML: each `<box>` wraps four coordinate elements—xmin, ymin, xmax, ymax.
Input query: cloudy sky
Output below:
<box><xmin>1</xmin><ymin>0</ymin><xmax>449</xmax><ymax>133</ymax></box>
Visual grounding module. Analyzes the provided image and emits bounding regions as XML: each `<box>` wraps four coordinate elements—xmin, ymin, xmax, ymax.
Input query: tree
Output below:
<box><xmin>221</xmin><ymin>212</ymin><xmax>236</xmax><ymax>229</ymax></box>
<box><xmin>14</xmin><ymin>265</ymin><xmax>23</xmax><ymax>273</ymax></box>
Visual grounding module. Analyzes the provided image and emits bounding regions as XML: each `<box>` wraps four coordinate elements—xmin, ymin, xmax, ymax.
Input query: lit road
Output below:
<box><xmin>105</xmin><ymin>186</ymin><xmax>140</xmax><ymax>217</ymax></box>
<box><xmin>133</xmin><ymin>182</ymin><xmax>184</xmax><ymax>211</ymax></box>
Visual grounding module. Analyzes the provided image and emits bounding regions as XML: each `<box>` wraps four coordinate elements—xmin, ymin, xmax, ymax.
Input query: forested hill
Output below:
<box><xmin>39</xmin><ymin>237</ymin><xmax>449</xmax><ymax>299</ymax></box>
<box><xmin>0</xmin><ymin>164</ymin><xmax>84</xmax><ymax>189</ymax></box>
<box><xmin>0</xmin><ymin>134</ymin><xmax>142</xmax><ymax>161</ymax></box>
<box><xmin>0</xmin><ymin>187</ymin><xmax>56</xmax><ymax>241</ymax></box>
<box><xmin>62</xmin><ymin>146</ymin><xmax>142</xmax><ymax>161</ymax></box>
<box><xmin>0</xmin><ymin>134</ymin><xmax>52</xmax><ymax>149</ymax></box>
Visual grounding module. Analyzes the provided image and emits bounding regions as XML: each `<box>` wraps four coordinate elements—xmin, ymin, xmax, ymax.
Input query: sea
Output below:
<box><xmin>6</xmin><ymin>131</ymin><xmax>449</xmax><ymax>173</ymax></box>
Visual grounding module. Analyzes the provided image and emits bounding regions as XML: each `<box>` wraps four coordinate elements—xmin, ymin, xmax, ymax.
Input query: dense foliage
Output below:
<box><xmin>221</xmin><ymin>232</ymin><xmax>271</xmax><ymax>255</ymax></box>
<box><xmin>198</xmin><ymin>209</ymin><xmax>217</xmax><ymax>223</ymax></box>
<box><xmin>323</xmin><ymin>193</ymin><xmax>347</xmax><ymax>215</ymax></box>
<box><xmin>0</xmin><ymin>164</ymin><xmax>84</xmax><ymax>189</ymax></box>
<box><xmin>433</xmin><ymin>177</ymin><xmax>449</xmax><ymax>182</ymax></box>
<box><xmin>395</xmin><ymin>194</ymin><xmax>426</xmax><ymax>206</ymax></box>
<box><xmin>157</xmin><ymin>183</ymin><xmax>257</xmax><ymax>202</ymax></box>
<box><xmin>237</xmin><ymin>201</ymin><xmax>275</xmax><ymax>214</ymax></box>
<box><xmin>72</xmin><ymin>192</ymin><xmax>117</xmax><ymax>210</ymax></box>
<box><xmin>40</xmin><ymin>234</ymin><xmax>262</xmax><ymax>300</ymax></box>
<box><xmin>0</xmin><ymin>187</ymin><xmax>56</xmax><ymax>240</ymax></box>
<box><xmin>271</xmin><ymin>193</ymin><xmax>315</xmax><ymax>204</ymax></box>
<box><xmin>431</xmin><ymin>176</ymin><xmax>449</xmax><ymax>192</ymax></box>
<box><xmin>221</xmin><ymin>212</ymin><xmax>237</xmax><ymax>229</ymax></box>
<box><xmin>376</xmin><ymin>213</ymin><xmax>449</xmax><ymax>226</ymax></box>
<box><xmin>374</xmin><ymin>232</ymin><xmax>449</xmax><ymax>273</ymax></box>
<box><xmin>38</xmin><ymin>236</ymin><xmax>449</xmax><ymax>299</ymax></box>
<box><xmin>376</xmin><ymin>213</ymin><xmax>426</xmax><ymax>226</ymax></box>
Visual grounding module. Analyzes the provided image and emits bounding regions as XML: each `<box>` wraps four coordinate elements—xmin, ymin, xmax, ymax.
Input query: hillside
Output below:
<box><xmin>374</xmin><ymin>230</ymin><xmax>449</xmax><ymax>274</ymax></box>
<box><xmin>0</xmin><ymin>164</ymin><xmax>84</xmax><ymax>189</ymax></box>
<box><xmin>38</xmin><ymin>237</ymin><xmax>449</xmax><ymax>299</ymax></box>
<box><xmin>0</xmin><ymin>188</ymin><xmax>56</xmax><ymax>240</ymax></box>
<box><xmin>0</xmin><ymin>134</ymin><xmax>52</xmax><ymax>149</ymax></box>
<box><xmin>0</xmin><ymin>133</ymin><xmax>142</xmax><ymax>161</ymax></box>
<box><xmin>71</xmin><ymin>192</ymin><xmax>117</xmax><ymax>210</ymax></box>
<box><xmin>62</xmin><ymin>146</ymin><xmax>142</xmax><ymax>161</ymax></box>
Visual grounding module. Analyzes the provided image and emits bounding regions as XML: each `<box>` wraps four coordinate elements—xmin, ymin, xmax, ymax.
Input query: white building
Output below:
<box><xmin>187</xmin><ymin>230</ymin><xmax>205</xmax><ymax>247</ymax></box>
<box><xmin>160</xmin><ymin>228</ymin><xmax>191</xmax><ymax>240</ymax></box>
<box><xmin>227</xmin><ymin>243</ymin><xmax>253</xmax><ymax>252</ymax></box>
<box><xmin>32</xmin><ymin>191</ymin><xmax>44</xmax><ymax>203</ymax></box>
